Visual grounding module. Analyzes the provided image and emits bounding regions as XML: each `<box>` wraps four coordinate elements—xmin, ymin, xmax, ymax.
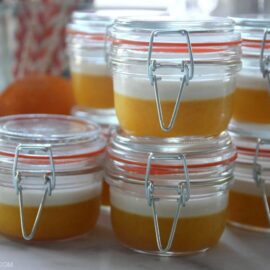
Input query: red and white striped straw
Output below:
<box><xmin>14</xmin><ymin>0</ymin><xmax>80</xmax><ymax>79</ymax></box>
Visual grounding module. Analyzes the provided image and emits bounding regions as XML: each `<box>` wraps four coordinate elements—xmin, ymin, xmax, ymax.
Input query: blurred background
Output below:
<box><xmin>93</xmin><ymin>0</ymin><xmax>269</xmax><ymax>15</ymax></box>
<box><xmin>2</xmin><ymin>0</ymin><xmax>267</xmax><ymax>16</ymax></box>
<box><xmin>0</xmin><ymin>0</ymin><xmax>268</xmax><ymax>116</ymax></box>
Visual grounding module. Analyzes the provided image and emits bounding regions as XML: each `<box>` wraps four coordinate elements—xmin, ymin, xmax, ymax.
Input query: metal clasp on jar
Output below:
<box><xmin>147</xmin><ymin>29</ymin><xmax>194</xmax><ymax>132</ymax></box>
<box><xmin>12</xmin><ymin>144</ymin><xmax>56</xmax><ymax>241</ymax></box>
<box><xmin>144</xmin><ymin>153</ymin><xmax>190</xmax><ymax>254</ymax></box>
<box><xmin>260</xmin><ymin>29</ymin><xmax>270</xmax><ymax>93</ymax></box>
<box><xmin>253</xmin><ymin>138</ymin><xmax>270</xmax><ymax>224</ymax></box>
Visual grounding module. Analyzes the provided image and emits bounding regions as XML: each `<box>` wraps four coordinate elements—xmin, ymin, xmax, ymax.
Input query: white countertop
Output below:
<box><xmin>0</xmin><ymin>208</ymin><xmax>269</xmax><ymax>270</ymax></box>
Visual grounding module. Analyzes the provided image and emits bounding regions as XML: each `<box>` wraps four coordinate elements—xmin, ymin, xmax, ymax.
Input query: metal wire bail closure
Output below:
<box><xmin>12</xmin><ymin>144</ymin><xmax>56</xmax><ymax>241</ymax></box>
<box><xmin>147</xmin><ymin>29</ymin><xmax>194</xmax><ymax>132</ymax></box>
<box><xmin>260</xmin><ymin>28</ymin><xmax>270</xmax><ymax>93</ymax></box>
<box><xmin>253</xmin><ymin>138</ymin><xmax>270</xmax><ymax>224</ymax></box>
<box><xmin>144</xmin><ymin>153</ymin><xmax>190</xmax><ymax>254</ymax></box>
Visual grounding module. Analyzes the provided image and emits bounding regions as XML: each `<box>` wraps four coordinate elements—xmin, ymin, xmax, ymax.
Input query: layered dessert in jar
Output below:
<box><xmin>0</xmin><ymin>114</ymin><xmax>106</xmax><ymax>241</ymax></box>
<box><xmin>109</xmin><ymin>17</ymin><xmax>241</xmax><ymax>137</ymax></box>
<box><xmin>67</xmin><ymin>10</ymin><xmax>114</xmax><ymax>109</ymax></box>
<box><xmin>105</xmin><ymin>130</ymin><xmax>236</xmax><ymax>255</ymax></box>
<box><xmin>228</xmin><ymin>121</ymin><xmax>270</xmax><ymax>232</ymax></box>
<box><xmin>232</xmin><ymin>16</ymin><xmax>270</xmax><ymax>127</ymax></box>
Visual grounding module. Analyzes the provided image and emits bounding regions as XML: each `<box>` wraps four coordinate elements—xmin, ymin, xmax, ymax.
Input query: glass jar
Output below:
<box><xmin>67</xmin><ymin>9</ymin><xmax>166</xmax><ymax>110</ymax></box>
<box><xmin>0</xmin><ymin>114</ymin><xmax>106</xmax><ymax>241</ymax></box>
<box><xmin>105</xmin><ymin>130</ymin><xmax>236</xmax><ymax>255</ymax></box>
<box><xmin>228</xmin><ymin>121</ymin><xmax>270</xmax><ymax>232</ymax></box>
<box><xmin>72</xmin><ymin>105</ymin><xmax>119</xmax><ymax>206</ymax></box>
<box><xmin>109</xmin><ymin>17</ymin><xmax>241</xmax><ymax>137</ymax></box>
<box><xmin>232</xmin><ymin>16</ymin><xmax>270</xmax><ymax>126</ymax></box>
<box><xmin>67</xmin><ymin>9</ymin><xmax>114</xmax><ymax>109</ymax></box>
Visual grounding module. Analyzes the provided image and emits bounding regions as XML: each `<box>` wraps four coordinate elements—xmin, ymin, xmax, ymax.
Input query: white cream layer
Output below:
<box><xmin>236</xmin><ymin>71</ymin><xmax>269</xmax><ymax>90</ymax></box>
<box><xmin>110</xmin><ymin>188</ymin><xmax>228</xmax><ymax>218</ymax></box>
<box><xmin>70</xmin><ymin>61</ymin><xmax>111</xmax><ymax>76</ymax></box>
<box><xmin>231</xmin><ymin>178</ymin><xmax>270</xmax><ymax>196</ymax></box>
<box><xmin>113</xmin><ymin>74</ymin><xmax>235</xmax><ymax>101</ymax></box>
<box><xmin>0</xmin><ymin>173</ymin><xmax>102</xmax><ymax>207</ymax></box>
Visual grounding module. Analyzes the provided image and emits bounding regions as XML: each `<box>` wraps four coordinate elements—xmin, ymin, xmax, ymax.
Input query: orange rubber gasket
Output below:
<box><xmin>108</xmin><ymin>152</ymin><xmax>237</xmax><ymax>175</ymax></box>
<box><xmin>242</xmin><ymin>38</ymin><xmax>270</xmax><ymax>49</ymax></box>
<box><xmin>237</xmin><ymin>146</ymin><xmax>270</xmax><ymax>158</ymax></box>
<box><xmin>0</xmin><ymin>148</ymin><xmax>106</xmax><ymax>165</ymax></box>
<box><xmin>112</xmin><ymin>39</ymin><xmax>241</xmax><ymax>53</ymax></box>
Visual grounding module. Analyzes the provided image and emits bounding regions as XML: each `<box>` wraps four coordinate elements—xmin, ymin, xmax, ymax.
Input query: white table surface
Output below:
<box><xmin>0</xmin><ymin>208</ymin><xmax>269</xmax><ymax>270</ymax></box>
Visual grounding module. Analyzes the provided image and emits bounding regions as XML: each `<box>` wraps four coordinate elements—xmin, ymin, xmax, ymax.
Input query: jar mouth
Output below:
<box><xmin>108</xmin><ymin>129</ymin><xmax>236</xmax><ymax>168</ymax></box>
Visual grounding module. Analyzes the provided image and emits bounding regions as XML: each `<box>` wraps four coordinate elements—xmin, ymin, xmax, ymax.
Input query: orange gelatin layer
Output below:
<box><xmin>228</xmin><ymin>191</ymin><xmax>270</xmax><ymax>228</ymax></box>
<box><xmin>233</xmin><ymin>88</ymin><xmax>270</xmax><ymax>124</ymax></box>
<box><xmin>115</xmin><ymin>93</ymin><xmax>233</xmax><ymax>137</ymax></box>
<box><xmin>111</xmin><ymin>206</ymin><xmax>227</xmax><ymax>253</ymax></box>
<box><xmin>101</xmin><ymin>181</ymin><xmax>110</xmax><ymax>206</ymax></box>
<box><xmin>71</xmin><ymin>72</ymin><xmax>114</xmax><ymax>108</ymax></box>
<box><xmin>0</xmin><ymin>196</ymin><xmax>100</xmax><ymax>241</ymax></box>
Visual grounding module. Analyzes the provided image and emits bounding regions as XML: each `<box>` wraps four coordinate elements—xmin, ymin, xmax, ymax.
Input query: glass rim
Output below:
<box><xmin>113</xmin><ymin>16</ymin><xmax>235</xmax><ymax>32</ymax></box>
<box><xmin>0</xmin><ymin>114</ymin><xmax>106</xmax><ymax>159</ymax></box>
<box><xmin>231</xmin><ymin>14</ymin><xmax>270</xmax><ymax>28</ymax></box>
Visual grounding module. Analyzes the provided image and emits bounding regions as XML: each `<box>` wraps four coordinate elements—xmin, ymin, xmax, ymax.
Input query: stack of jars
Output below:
<box><xmin>103</xmin><ymin>17</ymin><xmax>242</xmax><ymax>255</ymax></box>
<box><xmin>227</xmin><ymin>16</ymin><xmax>270</xmax><ymax>233</ymax></box>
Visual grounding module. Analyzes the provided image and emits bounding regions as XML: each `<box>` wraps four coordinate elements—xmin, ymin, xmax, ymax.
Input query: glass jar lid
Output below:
<box><xmin>0</xmin><ymin>114</ymin><xmax>106</xmax><ymax>241</ymax></box>
<box><xmin>0</xmin><ymin>114</ymin><xmax>106</xmax><ymax>171</ymax></box>
<box><xmin>109</xmin><ymin>16</ymin><xmax>241</xmax><ymax>77</ymax></box>
<box><xmin>106</xmin><ymin>129</ymin><xmax>236</xmax><ymax>185</ymax></box>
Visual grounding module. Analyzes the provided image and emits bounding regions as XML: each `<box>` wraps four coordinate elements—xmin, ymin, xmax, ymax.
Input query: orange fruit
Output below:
<box><xmin>0</xmin><ymin>74</ymin><xmax>76</xmax><ymax>116</ymax></box>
